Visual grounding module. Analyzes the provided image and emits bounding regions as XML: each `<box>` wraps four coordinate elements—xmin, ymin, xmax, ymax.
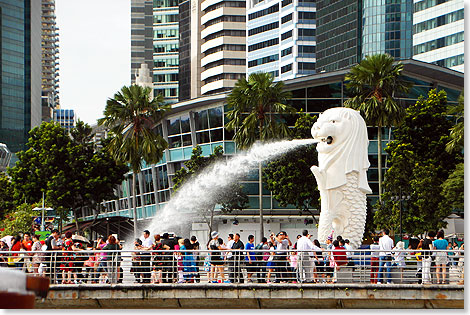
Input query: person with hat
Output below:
<box><xmin>208</xmin><ymin>231</ymin><xmax>228</xmax><ymax>283</ymax></box>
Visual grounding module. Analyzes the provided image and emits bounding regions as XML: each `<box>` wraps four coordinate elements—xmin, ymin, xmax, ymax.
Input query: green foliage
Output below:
<box><xmin>263</xmin><ymin>113</ymin><xmax>320</xmax><ymax>217</ymax></box>
<box><xmin>8</xmin><ymin>121</ymin><xmax>128</xmax><ymax>231</ymax></box>
<box><xmin>446</xmin><ymin>91</ymin><xmax>464</xmax><ymax>153</ymax></box>
<box><xmin>441</xmin><ymin>163</ymin><xmax>464</xmax><ymax>212</ymax></box>
<box><xmin>225</xmin><ymin>72</ymin><xmax>295</xmax><ymax>150</ymax></box>
<box><xmin>0</xmin><ymin>172</ymin><xmax>15</xmax><ymax>220</ymax></box>
<box><xmin>173</xmin><ymin>145</ymin><xmax>248</xmax><ymax>213</ymax></box>
<box><xmin>0</xmin><ymin>203</ymin><xmax>35</xmax><ymax>237</ymax></box>
<box><xmin>344</xmin><ymin>54</ymin><xmax>412</xmax><ymax>198</ymax></box>
<box><xmin>374</xmin><ymin>89</ymin><xmax>462</xmax><ymax>235</ymax></box>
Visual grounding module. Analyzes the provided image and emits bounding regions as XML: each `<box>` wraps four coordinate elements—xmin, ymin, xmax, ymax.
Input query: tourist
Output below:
<box><xmin>392</xmin><ymin>241</ymin><xmax>406</xmax><ymax>283</ymax></box>
<box><xmin>270</xmin><ymin>231</ymin><xmax>291</xmax><ymax>283</ymax></box>
<box><xmin>265</xmin><ymin>241</ymin><xmax>276</xmax><ymax>283</ymax></box>
<box><xmin>140</xmin><ymin>230</ymin><xmax>153</xmax><ymax>283</ymax></box>
<box><xmin>59</xmin><ymin>232</ymin><xmax>80</xmax><ymax>284</ymax></box>
<box><xmin>332</xmin><ymin>240</ymin><xmax>347</xmax><ymax>272</ymax></box>
<box><xmin>96</xmin><ymin>237</ymin><xmax>109</xmax><ymax>284</ymax></box>
<box><xmin>208</xmin><ymin>231</ymin><xmax>227</xmax><ymax>283</ymax></box>
<box><xmin>296</xmin><ymin>230</ymin><xmax>315</xmax><ymax>283</ymax></box>
<box><xmin>151</xmin><ymin>234</ymin><xmax>164</xmax><ymax>284</ymax></box>
<box><xmin>324</xmin><ymin>235</ymin><xmax>334</xmax><ymax>284</ymax></box>
<box><xmin>0</xmin><ymin>240</ymin><xmax>9</xmax><ymax>267</ymax></box>
<box><xmin>421</xmin><ymin>231</ymin><xmax>435</xmax><ymax>284</ymax></box>
<box><xmin>102</xmin><ymin>235</ymin><xmax>121</xmax><ymax>284</ymax></box>
<box><xmin>31</xmin><ymin>234</ymin><xmax>43</xmax><ymax>276</ymax></box>
<box><xmin>254</xmin><ymin>237</ymin><xmax>269</xmax><ymax>283</ymax></box>
<box><xmin>175</xmin><ymin>238</ymin><xmax>185</xmax><ymax>283</ymax></box>
<box><xmin>457</xmin><ymin>243</ymin><xmax>464</xmax><ymax>285</ymax></box>
<box><xmin>244</xmin><ymin>235</ymin><xmax>256</xmax><ymax>283</ymax></box>
<box><xmin>190</xmin><ymin>236</ymin><xmax>201</xmax><ymax>283</ymax></box>
<box><xmin>378</xmin><ymin>229</ymin><xmax>394</xmax><ymax>284</ymax></box>
<box><xmin>313</xmin><ymin>239</ymin><xmax>324</xmax><ymax>283</ymax></box>
<box><xmin>181</xmin><ymin>238</ymin><xmax>197</xmax><ymax>283</ymax></box>
<box><xmin>84</xmin><ymin>246</ymin><xmax>99</xmax><ymax>284</ymax></box>
<box><xmin>230</xmin><ymin>233</ymin><xmax>244</xmax><ymax>283</ymax></box>
<box><xmin>22</xmin><ymin>232</ymin><xmax>33</xmax><ymax>273</ymax></box>
<box><xmin>369</xmin><ymin>236</ymin><xmax>380</xmax><ymax>284</ymax></box>
<box><xmin>45</xmin><ymin>229</ymin><xmax>60</xmax><ymax>282</ymax></box>
<box><xmin>10</xmin><ymin>235</ymin><xmax>23</xmax><ymax>269</ymax></box>
<box><xmin>131</xmin><ymin>238</ymin><xmax>143</xmax><ymax>283</ymax></box>
<box><xmin>288</xmin><ymin>250</ymin><xmax>298</xmax><ymax>283</ymax></box>
<box><xmin>160</xmin><ymin>233</ymin><xmax>176</xmax><ymax>283</ymax></box>
<box><xmin>433</xmin><ymin>230</ymin><xmax>450</xmax><ymax>284</ymax></box>
<box><xmin>344</xmin><ymin>239</ymin><xmax>354</xmax><ymax>266</ymax></box>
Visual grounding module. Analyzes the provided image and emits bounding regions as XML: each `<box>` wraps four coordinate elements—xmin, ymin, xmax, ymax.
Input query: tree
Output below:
<box><xmin>441</xmin><ymin>163</ymin><xmax>464</xmax><ymax>213</ymax></box>
<box><xmin>374</xmin><ymin>89</ymin><xmax>462</xmax><ymax>235</ymax></box>
<box><xmin>344</xmin><ymin>54</ymin><xmax>412</xmax><ymax>200</ymax></box>
<box><xmin>8</xmin><ymin>121</ymin><xmax>128</xmax><ymax>234</ymax></box>
<box><xmin>263</xmin><ymin>112</ymin><xmax>320</xmax><ymax>222</ymax></box>
<box><xmin>0</xmin><ymin>203</ymin><xmax>35</xmax><ymax>237</ymax></box>
<box><xmin>225</xmin><ymin>72</ymin><xmax>296</xmax><ymax>238</ymax></box>
<box><xmin>446</xmin><ymin>92</ymin><xmax>464</xmax><ymax>153</ymax></box>
<box><xmin>99</xmin><ymin>85</ymin><xmax>169</xmax><ymax>237</ymax></box>
<box><xmin>172</xmin><ymin>145</ymin><xmax>248</xmax><ymax>239</ymax></box>
<box><xmin>0</xmin><ymin>172</ymin><xmax>15</xmax><ymax>220</ymax></box>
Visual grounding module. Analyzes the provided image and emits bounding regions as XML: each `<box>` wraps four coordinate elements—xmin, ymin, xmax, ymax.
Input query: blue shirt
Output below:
<box><xmin>245</xmin><ymin>242</ymin><xmax>256</xmax><ymax>262</ymax></box>
<box><xmin>433</xmin><ymin>239</ymin><xmax>448</xmax><ymax>250</ymax></box>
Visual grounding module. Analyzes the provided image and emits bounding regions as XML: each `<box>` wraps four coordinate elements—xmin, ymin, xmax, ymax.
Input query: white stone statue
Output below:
<box><xmin>310</xmin><ymin>107</ymin><xmax>371</xmax><ymax>248</ymax></box>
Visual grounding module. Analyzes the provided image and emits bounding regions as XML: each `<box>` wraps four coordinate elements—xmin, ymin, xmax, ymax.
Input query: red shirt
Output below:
<box><xmin>11</xmin><ymin>242</ymin><xmax>21</xmax><ymax>256</ymax></box>
<box><xmin>22</xmin><ymin>240</ymin><xmax>32</xmax><ymax>251</ymax></box>
<box><xmin>333</xmin><ymin>246</ymin><xmax>348</xmax><ymax>266</ymax></box>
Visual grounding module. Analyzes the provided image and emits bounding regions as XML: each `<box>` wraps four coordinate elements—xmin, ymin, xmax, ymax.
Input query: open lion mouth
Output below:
<box><xmin>319</xmin><ymin>136</ymin><xmax>333</xmax><ymax>144</ymax></box>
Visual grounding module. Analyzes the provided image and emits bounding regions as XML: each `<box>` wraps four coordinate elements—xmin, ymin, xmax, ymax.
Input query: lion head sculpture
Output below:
<box><xmin>311</xmin><ymin>107</ymin><xmax>372</xmax><ymax>194</ymax></box>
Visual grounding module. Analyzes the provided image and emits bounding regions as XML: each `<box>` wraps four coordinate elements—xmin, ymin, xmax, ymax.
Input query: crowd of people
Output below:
<box><xmin>0</xmin><ymin>228</ymin><xmax>464</xmax><ymax>285</ymax></box>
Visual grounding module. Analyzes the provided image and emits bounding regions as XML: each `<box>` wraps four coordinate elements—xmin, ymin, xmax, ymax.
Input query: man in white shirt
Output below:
<box><xmin>226</xmin><ymin>234</ymin><xmax>235</xmax><ymax>260</ymax></box>
<box><xmin>296</xmin><ymin>230</ymin><xmax>316</xmax><ymax>283</ymax></box>
<box><xmin>140</xmin><ymin>230</ymin><xmax>153</xmax><ymax>283</ymax></box>
<box><xmin>378</xmin><ymin>229</ymin><xmax>394</xmax><ymax>284</ymax></box>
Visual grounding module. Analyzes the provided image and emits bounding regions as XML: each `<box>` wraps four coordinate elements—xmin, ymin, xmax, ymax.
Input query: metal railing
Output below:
<box><xmin>0</xmin><ymin>249</ymin><xmax>464</xmax><ymax>285</ymax></box>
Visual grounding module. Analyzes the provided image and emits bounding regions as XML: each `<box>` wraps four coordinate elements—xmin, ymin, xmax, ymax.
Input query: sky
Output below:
<box><xmin>55</xmin><ymin>0</ymin><xmax>130</xmax><ymax>125</ymax></box>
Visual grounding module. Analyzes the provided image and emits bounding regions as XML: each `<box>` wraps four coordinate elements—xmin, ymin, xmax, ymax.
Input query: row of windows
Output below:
<box><xmin>298</xmin><ymin>62</ymin><xmax>315</xmax><ymax>70</ymax></box>
<box><xmin>248</xmin><ymin>38</ymin><xmax>279</xmax><ymax>52</ymax></box>
<box><xmin>154</xmin><ymin>73</ymin><xmax>179</xmax><ymax>83</ymax></box>
<box><xmin>281</xmin><ymin>63</ymin><xmax>292</xmax><ymax>73</ymax></box>
<box><xmin>413</xmin><ymin>9</ymin><xmax>464</xmax><ymax>35</ymax></box>
<box><xmin>204</xmin><ymin>73</ymin><xmax>245</xmax><ymax>84</ymax></box>
<box><xmin>154</xmin><ymin>14</ymin><xmax>178</xmax><ymax>24</ymax></box>
<box><xmin>205</xmin><ymin>30</ymin><xmax>246</xmax><ymax>41</ymax></box>
<box><xmin>414</xmin><ymin>0</ymin><xmax>449</xmax><ymax>13</ymax></box>
<box><xmin>154</xmin><ymin>29</ymin><xmax>178</xmax><ymax>39</ymax></box>
<box><xmin>154</xmin><ymin>88</ymin><xmax>178</xmax><ymax>97</ymax></box>
<box><xmin>281</xmin><ymin>30</ymin><xmax>292</xmax><ymax>41</ymax></box>
<box><xmin>167</xmin><ymin>114</ymin><xmax>191</xmax><ymax>135</ymax></box>
<box><xmin>248</xmin><ymin>3</ymin><xmax>279</xmax><ymax>21</ymax></box>
<box><xmin>204</xmin><ymin>0</ymin><xmax>245</xmax><ymax>13</ymax></box>
<box><xmin>281</xmin><ymin>0</ymin><xmax>292</xmax><ymax>7</ymax></box>
<box><xmin>248</xmin><ymin>53</ymin><xmax>279</xmax><ymax>68</ymax></box>
<box><xmin>204</xmin><ymin>44</ymin><xmax>246</xmax><ymax>56</ymax></box>
<box><xmin>413</xmin><ymin>31</ymin><xmax>464</xmax><ymax>55</ymax></box>
<box><xmin>281</xmin><ymin>13</ymin><xmax>292</xmax><ymax>24</ymax></box>
<box><xmin>154</xmin><ymin>58</ymin><xmax>178</xmax><ymax>67</ymax></box>
<box><xmin>281</xmin><ymin>46</ymin><xmax>292</xmax><ymax>57</ymax></box>
<box><xmin>298</xmin><ymin>11</ymin><xmax>316</xmax><ymax>21</ymax></box>
<box><xmin>153</xmin><ymin>0</ymin><xmax>178</xmax><ymax>8</ymax></box>
<box><xmin>204</xmin><ymin>15</ymin><xmax>245</xmax><ymax>27</ymax></box>
<box><xmin>435</xmin><ymin>53</ymin><xmax>464</xmax><ymax>68</ymax></box>
<box><xmin>248</xmin><ymin>21</ymin><xmax>278</xmax><ymax>37</ymax></box>
<box><xmin>299</xmin><ymin>45</ymin><xmax>315</xmax><ymax>54</ymax></box>
<box><xmin>204</xmin><ymin>58</ymin><xmax>246</xmax><ymax>70</ymax></box>
<box><xmin>154</xmin><ymin>43</ymin><xmax>178</xmax><ymax>53</ymax></box>
<box><xmin>298</xmin><ymin>28</ymin><xmax>316</xmax><ymax>37</ymax></box>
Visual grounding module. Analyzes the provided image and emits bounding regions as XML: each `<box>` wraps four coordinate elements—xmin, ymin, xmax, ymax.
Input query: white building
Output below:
<box><xmin>413</xmin><ymin>0</ymin><xmax>464</xmax><ymax>72</ymax></box>
<box><xmin>246</xmin><ymin>0</ymin><xmax>316</xmax><ymax>80</ymax></box>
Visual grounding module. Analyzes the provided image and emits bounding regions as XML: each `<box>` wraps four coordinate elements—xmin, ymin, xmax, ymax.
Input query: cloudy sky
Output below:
<box><xmin>56</xmin><ymin>0</ymin><xmax>130</xmax><ymax>125</ymax></box>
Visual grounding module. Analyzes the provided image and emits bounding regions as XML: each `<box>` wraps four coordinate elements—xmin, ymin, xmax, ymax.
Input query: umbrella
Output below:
<box><xmin>72</xmin><ymin>235</ymin><xmax>90</xmax><ymax>244</ymax></box>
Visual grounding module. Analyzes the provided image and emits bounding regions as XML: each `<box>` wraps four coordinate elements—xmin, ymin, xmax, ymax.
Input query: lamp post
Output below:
<box><xmin>391</xmin><ymin>187</ymin><xmax>411</xmax><ymax>242</ymax></box>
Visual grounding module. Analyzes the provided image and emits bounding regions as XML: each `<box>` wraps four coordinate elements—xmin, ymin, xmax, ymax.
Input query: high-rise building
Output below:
<box><xmin>41</xmin><ymin>0</ymin><xmax>60</xmax><ymax>122</ymax></box>
<box><xmin>200</xmin><ymin>0</ymin><xmax>247</xmax><ymax>95</ymax></box>
<box><xmin>316</xmin><ymin>0</ymin><xmax>413</xmax><ymax>73</ymax></box>
<box><xmin>246</xmin><ymin>0</ymin><xmax>317</xmax><ymax>80</ymax></box>
<box><xmin>413</xmin><ymin>0</ymin><xmax>464</xmax><ymax>72</ymax></box>
<box><xmin>153</xmin><ymin>0</ymin><xmax>179</xmax><ymax>102</ymax></box>
<box><xmin>131</xmin><ymin>0</ymin><xmax>154</xmax><ymax>84</ymax></box>
<box><xmin>53</xmin><ymin>109</ymin><xmax>76</xmax><ymax>132</ymax></box>
<box><xmin>0</xmin><ymin>0</ymin><xmax>42</xmax><ymax>156</ymax></box>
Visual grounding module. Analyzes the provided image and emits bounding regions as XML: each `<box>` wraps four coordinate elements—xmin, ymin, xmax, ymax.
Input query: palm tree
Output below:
<box><xmin>344</xmin><ymin>54</ymin><xmax>411</xmax><ymax>201</ymax></box>
<box><xmin>226</xmin><ymin>72</ymin><xmax>295</xmax><ymax>239</ymax></box>
<box><xmin>98</xmin><ymin>85</ymin><xmax>170</xmax><ymax>237</ymax></box>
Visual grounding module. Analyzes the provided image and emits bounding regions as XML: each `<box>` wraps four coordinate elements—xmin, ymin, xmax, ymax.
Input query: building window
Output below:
<box><xmin>248</xmin><ymin>22</ymin><xmax>279</xmax><ymax>36</ymax></box>
<box><xmin>248</xmin><ymin>38</ymin><xmax>279</xmax><ymax>52</ymax></box>
<box><xmin>248</xmin><ymin>54</ymin><xmax>279</xmax><ymax>68</ymax></box>
<box><xmin>281</xmin><ymin>63</ymin><xmax>292</xmax><ymax>73</ymax></box>
<box><xmin>281</xmin><ymin>30</ymin><xmax>293</xmax><ymax>41</ymax></box>
<box><xmin>281</xmin><ymin>13</ymin><xmax>292</xmax><ymax>24</ymax></box>
<box><xmin>281</xmin><ymin>46</ymin><xmax>292</xmax><ymax>57</ymax></box>
<box><xmin>248</xmin><ymin>3</ymin><xmax>279</xmax><ymax>20</ymax></box>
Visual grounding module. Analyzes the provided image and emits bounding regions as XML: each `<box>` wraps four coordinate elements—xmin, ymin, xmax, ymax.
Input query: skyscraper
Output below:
<box><xmin>41</xmin><ymin>0</ymin><xmax>60</xmax><ymax>122</ymax></box>
<box><xmin>131</xmin><ymin>0</ymin><xmax>154</xmax><ymax>84</ymax></box>
<box><xmin>0</xmin><ymin>0</ymin><xmax>42</xmax><ymax>156</ymax></box>
<box><xmin>246</xmin><ymin>0</ymin><xmax>317</xmax><ymax>80</ymax></box>
<box><xmin>53</xmin><ymin>109</ymin><xmax>76</xmax><ymax>132</ymax></box>
<box><xmin>413</xmin><ymin>0</ymin><xmax>464</xmax><ymax>72</ymax></box>
<box><xmin>316</xmin><ymin>0</ymin><xmax>413</xmax><ymax>73</ymax></box>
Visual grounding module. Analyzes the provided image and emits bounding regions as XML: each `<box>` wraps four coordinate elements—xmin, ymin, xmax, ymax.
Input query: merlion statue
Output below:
<box><xmin>310</xmin><ymin>107</ymin><xmax>371</xmax><ymax>248</ymax></box>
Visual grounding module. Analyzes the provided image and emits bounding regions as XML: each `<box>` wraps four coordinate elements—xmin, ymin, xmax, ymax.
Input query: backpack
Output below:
<box><xmin>45</xmin><ymin>235</ymin><xmax>53</xmax><ymax>251</ymax></box>
<box><xmin>254</xmin><ymin>243</ymin><xmax>264</xmax><ymax>260</ymax></box>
